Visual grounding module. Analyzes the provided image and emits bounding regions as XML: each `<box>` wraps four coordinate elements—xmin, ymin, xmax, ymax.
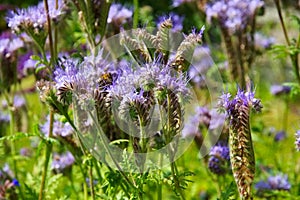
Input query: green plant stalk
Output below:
<box><xmin>98</xmin><ymin>0</ymin><xmax>111</xmax><ymax>44</ymax></box>
<box><xmin>274</xmin><ymin>0</ymin><xmax>300</xmax><ymax>85</ymax></box>
<box><xmin>5</xmin><ymin>94</ymin><xmax>24</xmax><ymax>199</ymax></box>
<box><xmin>88</xmin><ymin>111</ymin><xmax>137</xmax><ymax>190</ymax></box>
<box><xmin>165</xmin><ymin>95</ymin><xmax>185</xmax><ymax>200</ymax></box>
<box><xmin>237</xmin><ymin>32</ymin><xmax>246</xmax><ymax>88</ymax></box>
<box><xmin>88</xmin><ymin>165</ymin><xmax>96</xmax><ymax>200</ymax></box>
<box><xmin>282</xmin><ymin>97</ymin><xmax>289</xmax><ymax>131</ymax></box>
<box><xmin>78</xmin><ymin>164</ymin><xmax>88</xmax><ymax>200</ymax></box>
<box><xmin>133</xmin><ymin>0</ymin><xmax>139</xmax><ymax>28</ymax></box>
<box><xmin>38</xmin><ymin>110</ymin><xmax>54</xmax><ymax>200</ymax></box>
<box><xmin>53</xmin><ymin>0</ymin><xmax>59</xmax><ymax>59</ymax></box>
<box><xmin>157</xmin><ymin>154</ymin><xmax>163</xmax><ymax>200</ymax></box>
<box><xmin>43</xmin><ymin>0</ymin><xmax>55</xmax><ymax>69</ymax></box>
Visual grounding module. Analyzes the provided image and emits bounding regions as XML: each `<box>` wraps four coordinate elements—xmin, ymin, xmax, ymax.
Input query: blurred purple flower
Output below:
<box><xmin>208</xmin><ymin>143</ymin><xmax>230</xmax><ymax>175</ymax></box>
<box><xmin>157</xmin><ymin>13</ymin><xmax>184</xmax><ymax>32</ymax></box>
<box><xmin>254</xmin><ymin>32</ymin><xmax>275</xmax><ymax>51</ymax></box>
<box><xmin>188</xmin><ymin>46</ymin><xmax>213</xmax><ymax>87</ymax></box>
<box><xmin>274</xmin><ymin>130</ymin><xmax>286</xmax><ymax>142</ymax></box>
<box><xmin>40</xmin><ymin>115</ymin><xmax>74</xmax><ymax>137</ymax></box>
<box><xmin>206</xmin><ymin>0</ymin><xmax>264</xmax><ymax>35</ymax></box>
<box><xmin>51</xmin><ymin>151</ymin><xmax>75</xmax><ymax>173</ymax></box>
<box><xmin>2</xmin><ymin>95</ymin><xmax>26</xmax><ymax>110</ymax></box>
<box><xmin>107</xmin><ymin>4</ymin><xmax>132</xmax><ymax>25</ymax></box>
<box><xmin>172</xmin><ymin>0</ymin><xmax>194</xmax><ymax>7</ymax></box>
<box><xmin>256</xmin><ymin>174</ymin><xmax>291</xmax><ymax>194</ymax></box>
<box><xmin>0</xmin><ymin>112</ymin><xmax>10</xmax><ymax>123</ymax></box>
<box><xmin>19</xmin><ymin>147</ymin><xmax>32</xmax><ymax>157</ymax></box>
<box><xmin>270</xmin><ymin>84</ymin><xmax>291</xmax><ymax>96</ymax></box>
<box><xmin>0</xmin><ymin>31</ymin><xmax>24</xmax><ymax>58</ymax></box>
<box><xmin>17</xmin><ymin>51</ymin><xmax>33</xmax><ymax>79</ymax></box>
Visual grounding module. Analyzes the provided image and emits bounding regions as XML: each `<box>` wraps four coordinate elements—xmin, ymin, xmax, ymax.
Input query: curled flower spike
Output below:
<box><xmin>219</xmin><ymin>88</ymin><xmax>262</xmax><ymax>199</ymax></box>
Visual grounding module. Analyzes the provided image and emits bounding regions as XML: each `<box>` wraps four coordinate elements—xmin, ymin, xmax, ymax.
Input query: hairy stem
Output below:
<box><xmin>38</xmin><ymin>110</ymin><xmax>54</xmax><ymax>200</ymax></box>
<box><xmin>43</xmin><ymin>0</ymin><xmax>55</xmax><ymax>69</ymax></box>
<box><xmin>133</xmin><ymin>0</ymin><xmax>139</xmax><ymax>28</ymax></box>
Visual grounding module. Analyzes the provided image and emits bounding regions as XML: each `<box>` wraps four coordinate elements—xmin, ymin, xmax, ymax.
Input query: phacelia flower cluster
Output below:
<box><xmin>6</xmin><ymin>0</ymin><xmax>67</xmax><ymax>34</ymax></box>
<box><xmin>219</xmin><ymin>89</ymin><xmax>262</xmax><ymax>123</ymax></box>
<box><xmin>206</xmin><ymin>0</ymin><xmax>264</xmax><ymax>35</ymax></box>
<box><xmin>208</xmin><ymin>143</ymin><xmax>230</xmax><ymax>175</ymax></box>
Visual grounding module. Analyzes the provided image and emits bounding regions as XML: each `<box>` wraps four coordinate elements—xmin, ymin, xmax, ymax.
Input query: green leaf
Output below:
<box><xmin>0</xmin><ymin>132</ymin><xmax>37</xmax><ymax>142</ymax></box>
<box><xmin>218</xmin><ymin>182</ymin><xmax>236</xmax><ymax>200</ymax></box>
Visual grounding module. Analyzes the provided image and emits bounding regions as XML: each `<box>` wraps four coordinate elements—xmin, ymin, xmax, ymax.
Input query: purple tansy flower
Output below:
<box><xmin>157</xmin><ymin>13</ymin><xmax>184</xmax><ymax>32</ymax></box>
<box><xmin>295</xmin><ymin>130</ymin><xmax>300</xmax><ymax>151</ymax></box>
<box><xmin>270</xmin><ymin>84</ymin><xmax>291</xmax><ymax>96</ymax></box>
<box><xmin>107</xmin><ymin>4</ymin><xmax>132</xmax><ymax>25</ymax></box>
<box><xmin>208</xmin><ymin>143</ymin><xmax>230</xmax><ymax>175</ymax></box>
<box><xmin>51</xmin><ymin>151</ymin><xmax>75</xmax><ymax>173</ymax></box>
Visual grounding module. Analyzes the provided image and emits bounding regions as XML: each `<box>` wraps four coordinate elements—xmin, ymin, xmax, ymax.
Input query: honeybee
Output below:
<box><xmin>98</xmin><ymin>72</ymin><xmax>113</xmax><ymax>89</ymax></box>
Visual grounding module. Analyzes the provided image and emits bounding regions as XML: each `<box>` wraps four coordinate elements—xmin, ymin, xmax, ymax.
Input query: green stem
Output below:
<box><xmin>88</xmin><ymin>111</ymin><xmax>136</xmax><ymax>190</ymax></box>
<box><xmin>78</xmin><ymin>164</ymin><xmax>88</xmax><ymax>200</ymax></box>
<box><xmin>5</xmin><ymin>94</ymin><xmax>24</xmax><ymax>199</ymax></box>
<box><xmin>282</xmin><ymin>97</ymin><xmax>289</xmax><ymax>131</ymax></box>
<box><xmin>43</xmin><ymin>0</ymin><xmax>55</xmax><ymax>69</ymax></box>
<box><xmin>88</xmin><ymin>165</ymin><xmax>96</xmax><ymax>200</ymax></box>
<box><xmin>274</xmin><ymin>0</ymin><xmax>300</xmax><ymax>85</ymax></box>
<box><xmin>38</xmin><ymin>110</ymin><xmax>54</xmax><ymax>200</ymax></box>
<box><xmin>133</xmin><ymin>0</ymin><xmax>139</xmax><ymax>28</ymax></box>
<box><xmin>274</xmin><ymin>0</ymin><xmax>290</xmax><ymax>46</ymax></box>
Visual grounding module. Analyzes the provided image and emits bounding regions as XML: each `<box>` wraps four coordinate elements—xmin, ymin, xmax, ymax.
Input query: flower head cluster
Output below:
<box><xmin>219</xmin><ymin>88</ymin><xmax>262</xmax><ymax>123</ymax></box>
<box><xmin>107</xmin><ymin>4</ymin><xmax>132</xmax><ymax>26</ymax></box>
<box><xmin>206</xmin><ymin>0</ymin><xmax>264</xmax><ymax>35</ymax></box>
<box><xmin>6</xmin><ymin>0</ymin><xmax>67</xmax><ymax>34</ymax></box>
<box><xmin>51</xmin><ymin>151</ymin><xmax>75</xmax><ymax>174</ymax></box>
<box><xmin>208</xmin><ymin>143</ymin><xmax>230</xmax><ymax>175</ymax></box>
<box><xmin>255</xmin><ymin>174</ymin><xmax>291</xmax><ymax>195</ymax></box>
<box><xmin>109</xmin><ymin>61</ymin><xmax>189</xmax><ymax>123</ymax></box>
<box><xmin>40</xmin><ymin>115</ymin><xmax>73</xmax><ymax>137</ymax></box>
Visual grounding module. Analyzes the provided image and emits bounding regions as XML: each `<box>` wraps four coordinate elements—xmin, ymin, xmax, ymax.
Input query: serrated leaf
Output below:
<box><xmin>218</xmin><ymin>182</ymin><xmax>236</xmax><ymax>200</ymax></box>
